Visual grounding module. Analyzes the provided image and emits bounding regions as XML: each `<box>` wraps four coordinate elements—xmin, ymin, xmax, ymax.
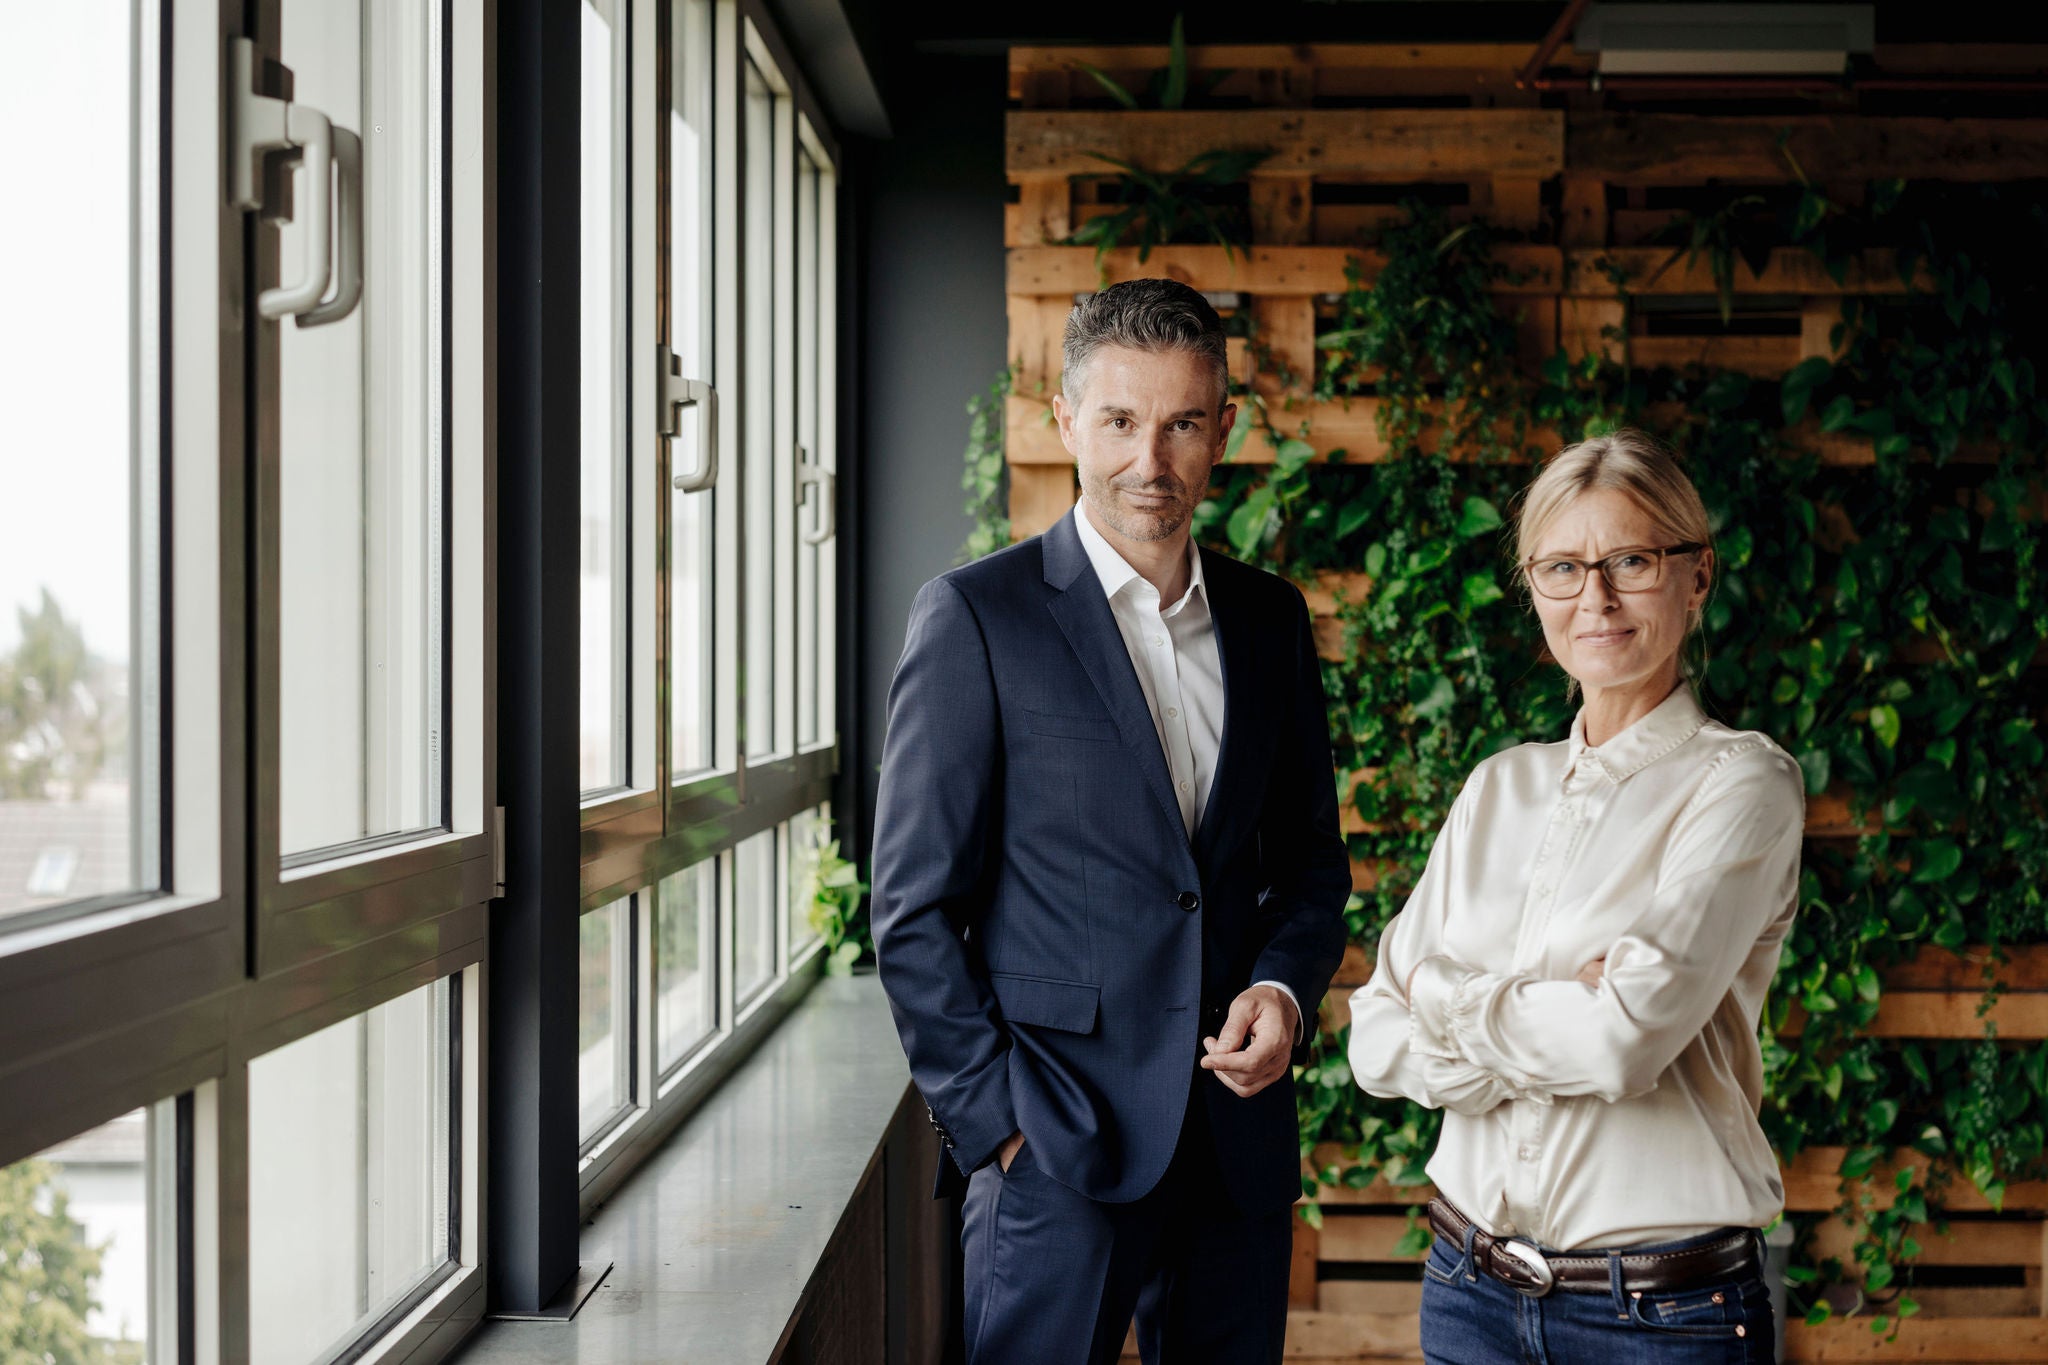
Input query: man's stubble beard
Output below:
<box><xmin>1079</xmin><ymin>465</ymin><xmax>1211</xmax><ymax>544</ymax></box>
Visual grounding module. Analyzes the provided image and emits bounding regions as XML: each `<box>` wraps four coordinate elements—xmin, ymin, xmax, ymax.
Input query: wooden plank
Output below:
<box><xmin>1006</xmin><ymin>244</ymin><xmax>1567</xmax><ymax>297</ymax></box>
<box><xmin>1007</xmin><ymin>292</ymin><xmax>1072</xmax><ymax>398</ymax></box>
<box><xmin>1007</xmin><ymin>109</ymin><xmax>1566</xmax><ymax>179</ymax></box>
<box><xmin>1802</xmin><ymin>298</ymin><xmax>1846</xmax><ymax>362</ymax></box>
<box><xmin>1490</xmin><ymin>175</ymin><xmax>1543</xmax><ymax>233</ymax></box>
<box><xmin>1569</xmin><ymin>113</ymin><xmax>2048</xmax><ymax>184</ymax></box>
<box><xmin>1630</xmin><ymin>334</ymin><xmax>1804</xmax><ymax>378</ymax></box>
<box><xmin>1888</xmin><ymin>946</ymin><xmax>2048</xmax><ymax>992</ymax></box>
<box><xmin>1578</xmin><ymin>247</ymin><xmax>1922</xmax><ymax>297</ymax></box>
<box><xmin>1009</xmin><ymin>43</ymin><xmax>1552</xmax><ymax>76</ymax></box>
<box><xmin>1782</xmin><ymin>1146</ymin><xmax>2048</xmax><ymax>1215</ymax></box>
<box><xmin>1313</xmin><ymin>1282</ymin><xmax>1422</xmax><ymax>1316</ymax></box>
<box><xmin>1008</xmin><ymin>464</ymin><xmax>1075</xmax><ymax>541</ymax></box>
<box><xmin>1558</xmin><ymin>174</ymin><xmax>1607</xmax><ymax>249</ymax></box>
<box><xmin>1301</xmin><ymin>571</ymin><xmax>1372</xmax><ymax>617</ymax></box>
<box><xmin>1319</xmin><ymin>1214</ymin><xmax>1428</xmax><ymax>1263</ymax></box>
<box><xmin>1558</xmin><ymin>297</ymin><xmax>1626</xmax><ymax>362</ymax></box>
<box><xmin>1252</xmin><ymin>296</ymin><xmax>1318</xmax><ymax>402</ymax></box>
<box><xmin>1012</xmin><ymin>174</ymin><xmax>1073</xmax><ymax>248</ymax></box>
<box><xmin>1810</xmin><ymin>1217</ymin><xmax>2043</xmax><ymax>1269</ymax></box>
<box><xmin>1251</xmin><ymin>174</ymin><xmax>1316</xmax><ymax>246</ymax></box>
<box><xmin>1290</xmin><ymin>1218</ymin><xmax>1321</xmax><ymax>1308</ymax></box>
<box><xmin>1281</xmin><ymin>1309</ymin><xmax>1424</xmax><ymax>1357</ymax></box>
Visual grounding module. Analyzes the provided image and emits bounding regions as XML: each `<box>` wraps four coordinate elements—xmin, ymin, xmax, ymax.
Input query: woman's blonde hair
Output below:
<box><xmin>1510</xmin><ymin>427</ymin><xmax>1716</xmax><ymax>684</ymax></box>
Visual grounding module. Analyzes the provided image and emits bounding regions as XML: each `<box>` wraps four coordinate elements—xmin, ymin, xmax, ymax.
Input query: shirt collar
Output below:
<box><xmin>1073</xmin><ymin>502</ymin><xmax>1205</xmax><ymax>615</ymax></box>
<box><xmin>1565</xmin><ymin>684</ymin><xmax>1708</xmax><ymax>785</ymax></box>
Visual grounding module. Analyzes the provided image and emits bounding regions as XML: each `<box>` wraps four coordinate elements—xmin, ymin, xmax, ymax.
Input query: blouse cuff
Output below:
<box><xmin>1407</xmin><ymin>955</ymin><xmax>1479</xmax><ymax>1061</ymax></box>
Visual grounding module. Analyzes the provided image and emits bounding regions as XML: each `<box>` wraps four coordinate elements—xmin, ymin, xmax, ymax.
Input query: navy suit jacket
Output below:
<box><xmin>872</xmin><ymin>508</ymin><xmax>1351</xmax><ymax>1212</ymax></box>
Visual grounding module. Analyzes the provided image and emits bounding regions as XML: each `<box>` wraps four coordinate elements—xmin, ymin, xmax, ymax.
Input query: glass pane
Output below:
<box><xmin>816</xmin><ymin>164</ymin><xmax>838</xmax><ymax>747</ymax></box>
<box><xmin>669</xmin><ymin>0</ymin><xmax>717</xmax><ymax>779</ymax></box>
<box><xmin>579</xmin><ymin>0</ymin><xmax>628</xmax><ymax>795</ymax></box>
<box><xmin>277</xmin><ymin>0</ymin><xmax>445</xmax><ymax>856</ymax></box>
<box><xmin>2</xmin><ymin>1108</ymin><xmax>159</xmax><ymax>1358</ymax></box>
<box><xmin>795</xmin><ymin>148</ymin><xmax>819</xmax><ymax>749</ymax></box>
<box><xmin>579</xmin><ymin>897</ymin><xmax>633</xmax><ymax>1141</ymax></box>
<box><xmin>734</xmin><ymin>827</ymin><xmax>776</xmax><ymax>1004</ymax></box>
<box><xmin>656</xmin><ymin>859</ymin><xmax>716</xmax><ymax>1071</ymax></box>
<box><xmin>0</xmin><ymin>0</ymin><xmax>160</xmax><ymax>922</ymax></box>
<box><xmin>742</xmin><ymin>60</ymin><xmax>776</xmax><ymax>762</ymax></box>
<box><xmin>786</xmin><ymin>804</ymin><xmax>823</xmax><ymax>960</ymax></box>
<box><xmin>249</xmin><ymin>978</ymin><xmax>453</xmax><ymax>1363</ymax></box>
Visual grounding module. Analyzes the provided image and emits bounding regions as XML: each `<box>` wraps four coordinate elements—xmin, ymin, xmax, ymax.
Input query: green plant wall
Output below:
<box><xmin>964</xmin><ymin>183</ymin><xmax>2048</xmax><ymax>1332</ymax></box>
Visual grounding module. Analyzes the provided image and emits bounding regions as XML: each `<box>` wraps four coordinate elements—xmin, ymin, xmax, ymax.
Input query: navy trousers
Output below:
<box><xmin>959</xmin><ymin>1067</ymin><xmax>1294</xmax><ymax>1365</ymax></box>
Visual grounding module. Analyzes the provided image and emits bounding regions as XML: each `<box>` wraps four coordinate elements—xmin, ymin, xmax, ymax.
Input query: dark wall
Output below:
<box><xmin>848</xmin><ymin>52</ymin><xmax>1010</xmax><ymax>859</ymax></box>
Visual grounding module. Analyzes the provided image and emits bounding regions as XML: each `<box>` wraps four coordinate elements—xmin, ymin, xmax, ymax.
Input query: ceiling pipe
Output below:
<box><xmin>1529</xmin><ymin>73</ymin><xmax>2048</xmax><ymax>93</ymax></box>
<box><xmin>1516</xmin><ymin>0</ymin><xmax>2048</xmax><ymax>96</ymax></box>
<box><xmin>1514</xmin><ymin>0</ymin><xmax>1595</xmax><ymax>90</ymax></box>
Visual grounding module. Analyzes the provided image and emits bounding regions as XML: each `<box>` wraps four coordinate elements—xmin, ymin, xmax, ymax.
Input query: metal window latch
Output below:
<box><xmin>492</xmin><ymin>805</ymin><xmax>507</xmax><ymax>897</ymax></box>
<box><xmin>227</xmin><ymin>37</ymin><xmax>363</xmax><ymax>327</ymax></box>
<box><xmin>659</xmin><ymin>345</ymin><xmax>719</xmax><ymax>492</ymax></box>
<box><xmin>796</xmin><ymin>443</ymin><xmax>836</xmax><ymax>545</ymax></box>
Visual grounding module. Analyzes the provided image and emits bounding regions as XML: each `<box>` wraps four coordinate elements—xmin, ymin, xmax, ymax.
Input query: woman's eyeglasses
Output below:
<box><xmin>1520</xmin><ymin>543</ymin><xmax>1705</xmax><ymax>600</ymax></box>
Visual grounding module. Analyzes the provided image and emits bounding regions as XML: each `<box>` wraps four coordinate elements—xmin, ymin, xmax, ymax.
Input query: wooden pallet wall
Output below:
<box><xmin>1002</xmin><ymin>41</ymin><xmax>2048</xmax><ymax>1365</ymax></box>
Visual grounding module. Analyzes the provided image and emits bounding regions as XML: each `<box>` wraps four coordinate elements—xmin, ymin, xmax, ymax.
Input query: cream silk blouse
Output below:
<box><xmin>1346</xmin><ymin>685</ymin><xmax>1806</xmax><ymax>1249</ymax></box>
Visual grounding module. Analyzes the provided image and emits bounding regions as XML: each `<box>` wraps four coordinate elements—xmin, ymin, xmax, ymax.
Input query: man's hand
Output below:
<box><xmin>1199</xmin><ymin>984</ymin><xmax>1298</xmax><ymax>1098</ymax></box>
<box><xmin>996</xmin><ymin>1130</ymin><xmax>1026</xmax><ymax>1172</ymax></box>
<box><xmin>1575</xmin><ymin>956</ymin><xmax>1607</xmax><ymax>988</ymax></box>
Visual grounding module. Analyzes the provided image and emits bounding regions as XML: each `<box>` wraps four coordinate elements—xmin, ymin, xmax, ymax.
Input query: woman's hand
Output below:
<box><xmin>1575</xmin><ymin>956</ymin><xmax>1607</xmax><ymax>987</ymax></box>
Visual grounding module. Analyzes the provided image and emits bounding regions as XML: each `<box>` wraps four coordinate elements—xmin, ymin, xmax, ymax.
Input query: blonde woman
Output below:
<box><xmin>1349</xmin><ymin>429</ymin><xmax>1803</xmax><ymax>1362</ymax></box>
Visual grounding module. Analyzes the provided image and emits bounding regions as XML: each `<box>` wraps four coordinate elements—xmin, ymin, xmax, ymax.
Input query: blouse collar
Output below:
<box><xmin>1565</xmin><ymin>684</ymin><xmax>1708</xmax><ymax>786</ymax></box>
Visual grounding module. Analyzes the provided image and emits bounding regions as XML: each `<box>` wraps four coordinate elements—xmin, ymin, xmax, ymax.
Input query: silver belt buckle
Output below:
<box><xmin>1498</xmin><ymin>1238</ymin><xmax>1557</xmax><ymax>1297</ymax></box>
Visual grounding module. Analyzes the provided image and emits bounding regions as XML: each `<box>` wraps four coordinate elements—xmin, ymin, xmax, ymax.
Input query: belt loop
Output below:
<box><xmin>1461</xmin><ymin>1219</ymin><xmax>1480</xmax><ymax>1283</ymax></box>
<box><xmin>1607</xmin><ymin>1248</ymin><xmax>1627</xmax><ymax>1315</ymax></box>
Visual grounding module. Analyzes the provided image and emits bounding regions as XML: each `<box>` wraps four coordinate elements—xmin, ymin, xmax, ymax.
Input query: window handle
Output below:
<box><xmin>797</xmin><ymin>446</ymin><xmax>836</xmax><ymax>546</ymax></box>
<box><xmin>660</xmin><ymin>345</ymin><xmax>719</xmax><ymax>493</ymax></box>
<box><xmin>297</xmin><ymin>125</ymin><xmax>363</xmax><ymax>328</ymax></box>
<box><xmin>228</xmin><ymin>38</ymin><xmax>340</xmax><ymax>322</ymax></box>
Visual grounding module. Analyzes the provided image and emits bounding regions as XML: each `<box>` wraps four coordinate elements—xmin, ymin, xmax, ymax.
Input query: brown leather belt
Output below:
<box><xmin>1427</xmin><ymin>1199</ymin><xmax>1760</xmax><ymax>1298</ymax></box>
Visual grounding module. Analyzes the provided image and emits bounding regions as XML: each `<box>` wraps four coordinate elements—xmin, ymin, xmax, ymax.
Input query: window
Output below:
<box><xmin>579</xmin><ymin>897</ymin><xmax>635</xmax><ymax>1146</ymax></box>
<box><xmin>572</xmin><ymin>0</ymin><xmax>845</xmax><ymax>1207</ymax></box>
<box><xmin>657</xmin><ymin>858</ymin><xmax>717</xmax><ymax>1072</ymax></box>
<box><xmin>0</xmin><ymin>2</ymin><xmax>492</xmax><ymax>1361</ymax></box>
<box><xmin>275</xmin><ymin>0</ymin><xmax>447</xmax><ymax>857</ymax></box>
<box><xmin>0</xmin><ymin>0</ymin><xmax>161</xmax><ymax>926</ymax></box>
<box><xmin>581</xmin><ymin>0</ymin><xmax>630</xmax><ymax>796</ymax></box>
<box><xmin>249</xmin><ymin>980</ymin><xmax>456</xmax><ymax>1362</ymax></box>
<box><xmin>0</xmin><ymin>1105</ymin><xmax>174</xmax><ymax>1357</ymax></box>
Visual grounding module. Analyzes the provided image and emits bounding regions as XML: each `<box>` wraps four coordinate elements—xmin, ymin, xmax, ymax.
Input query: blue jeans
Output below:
<box><xmin>1419</xmin><ymin>1224</ymin><xmax>1776</xmax><ymax>1364</ymax></box>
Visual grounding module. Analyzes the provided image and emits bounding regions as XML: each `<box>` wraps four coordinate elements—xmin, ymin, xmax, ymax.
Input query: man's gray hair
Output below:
<box><xmin>1061</xmin><ymin>278</ymin><xmax>1230</xmax><ymax>407</ymax></box>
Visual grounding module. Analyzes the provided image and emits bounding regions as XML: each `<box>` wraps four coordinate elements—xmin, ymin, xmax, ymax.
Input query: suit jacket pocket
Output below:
<box><xmin>1024</xmin><ymin>709</ymin><xmax>1119</xmax><ymax>744</ymax></box>
<box><xmin>990</xmin><ymin>972</ymin><xmax>1100</xmax><ymax>1034</ymax></box>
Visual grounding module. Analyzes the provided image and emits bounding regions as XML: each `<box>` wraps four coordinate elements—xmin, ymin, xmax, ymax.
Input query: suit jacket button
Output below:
<box><xmin>1176</xmin><ymin>891</ymin><xmax>1201</xmax><ymax>912</ymax></box>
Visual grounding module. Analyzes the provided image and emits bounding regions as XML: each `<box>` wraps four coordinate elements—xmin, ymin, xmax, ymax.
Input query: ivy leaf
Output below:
<box><xmin>1819</xmin><ymin>393</ymin><xmax>1856</xmax><ymax>433</ymax></box>
<box><xmin>1868</xmin><ymin>704</ymin><xmax>1901</xmax><ymax>751</ymax></box>
<box><xmin>1411</xmin><ymin>673</ymin><xmax>1458</xmax><ymax>722</ymax></box>
<box><xmin>1796</xmin><ymin>747</ymin><xmax>1830</xmax><ymax>796</ymax></box>
<box><xmin>1455</xmin><ymin>497</ymin><xmax>1503</xmax><ymax>539</ymax></box>
<box><xmin>1781</xmin><ymin>356</ymin><xmax>1832</xmax><ymax>425</ymax></box>
<box><xmin>1224</xmin><ymin>411</ymin><xmax>1251</xmax><ymax>461</ymax></box>
<box><xmin>1364</xmin><ymin>543</ymin><xmax>1387</xmax><ymax>578</ymax></box>
<box><xmin>1336</xmin><ymin>498</ymin><xmax>1373</xmax><ymax>542</ymax></box>
<box><xmin>1909</xmin><ymin>839</ymin><xmax>1963</xmax><ymax>884</ymax></box>
<box><xmin>1461</xmin><ymin>573</ymin><xmax>1504</xmax><ymax>612</ymax></box>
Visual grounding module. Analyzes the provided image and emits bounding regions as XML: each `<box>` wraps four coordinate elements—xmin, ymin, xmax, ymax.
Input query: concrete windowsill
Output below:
<box><xmin>456</xmin><ymin>974</ymin><xmax>913</xmax><ymax>1363</ymax></box>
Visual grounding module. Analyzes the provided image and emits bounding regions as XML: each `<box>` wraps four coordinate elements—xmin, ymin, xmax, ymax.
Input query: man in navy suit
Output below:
<box><xmin>872</xmin><ymin>279</ymin><xmax>1350</xmax><ymax>1363</ymax></box>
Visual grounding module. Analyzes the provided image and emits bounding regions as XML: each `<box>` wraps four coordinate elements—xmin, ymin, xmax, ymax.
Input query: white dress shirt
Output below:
<box><xmin>1346</xmin><ymin>685</ymin><xmax>1805</xmax><ymax>1249</ymax></box>
<box><xmin>1073</xmin><ymin>506</ymin><xmax>1302</xmax><ymax>1036</ymax></box>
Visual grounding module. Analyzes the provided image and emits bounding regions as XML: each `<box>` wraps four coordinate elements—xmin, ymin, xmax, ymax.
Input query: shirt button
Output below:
<box><xmin>1518</xmin><ymin>1146</ymin><xmax>1535</xmax><ymax>1161</ymax></box>
<box><xmin>1150</xmin><ymin>635</ymin><xmax>1164</xmax><ymax>647</ymax></box>
<box><xmin>1179</xmin><ymin>780</ymin><xmax>1191</xmax><ymax>793</ymax></box>
<box><xmin>1498</xmin><ymin>1220</ymin><xmax>1515</xmax><ymax>1234</ymax></box>
<box><xmin>1166</xmin><ymin>707</ymin><xmax>1179</xmax><ymax>719</ymax></box>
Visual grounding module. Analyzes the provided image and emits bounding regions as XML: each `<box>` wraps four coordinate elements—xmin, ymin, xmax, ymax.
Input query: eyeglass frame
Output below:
<box><xmin>1518</xmin><ymin>542</ymin><xmax>1708</xmax><ymax>600</ymax></box>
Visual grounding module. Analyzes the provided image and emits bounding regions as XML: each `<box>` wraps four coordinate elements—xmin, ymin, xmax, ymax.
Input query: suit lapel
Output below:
<box><xmin>1194</xmin><ymin>548</ymin><xmax>1262</xmax><ymax>867</ymax></box>
<box><xmin>1042</xmin><ymin>512</ymin><xmax>1191</xmax><ymax>849</ymax></box>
